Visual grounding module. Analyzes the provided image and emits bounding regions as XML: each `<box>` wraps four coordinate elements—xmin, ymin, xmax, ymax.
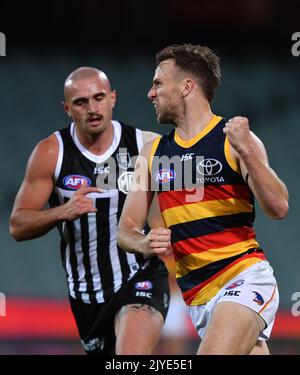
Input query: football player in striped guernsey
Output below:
<box><xmin>10</xmin><ymin>67</ymin><xmax>170</xmax><ymax>355</ymax></box>
<box><xmin>118</xmin><ymin>44</ymin><xmax>289</xmax><ymax>355</ymax></box>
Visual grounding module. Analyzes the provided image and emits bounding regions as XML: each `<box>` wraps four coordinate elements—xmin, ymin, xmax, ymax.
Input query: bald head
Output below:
<box><xmin>64</xmin><ymin>67</ymin><xmax>111</xmax><ymax>101</ymax></box>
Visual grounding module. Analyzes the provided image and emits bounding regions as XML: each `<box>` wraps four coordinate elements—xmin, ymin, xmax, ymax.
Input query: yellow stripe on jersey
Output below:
<box><xmin>149</xmin><ymin>136</ymin><xmax>162</xmax><ymax>174</ymax></box>
<box><xmin>224</xmin><ymin>136</ymin><xmax>242</xmax><ymax>175</ymax></box>
<box><xmin>176</xmin><ymin>238</ymin><xmax>259</xmax><ymax>278</ymax></box>
<box><xmin>189</xmin><ymin>257</ymin><xmax>263</xmax><ymax>305</ymax></box>
<box><xmin>174</xmin><ymin>115</ymin><xmax>223</xmax><ymax>148</ymax></box>
<box><xmin>162</xmin><ymin>198</ymin><xmax>253</xmax><ymax>227</ymax></box>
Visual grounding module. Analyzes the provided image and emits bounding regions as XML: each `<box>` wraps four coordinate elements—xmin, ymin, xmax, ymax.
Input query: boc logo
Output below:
<box><xmin>197</xmin><ymin>158</ymin><xmax>222</xmax><ymax>176</ymax></box>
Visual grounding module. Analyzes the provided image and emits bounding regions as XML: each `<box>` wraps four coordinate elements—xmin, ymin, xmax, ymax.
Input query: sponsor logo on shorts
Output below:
<box><xmin>63</xmin><ymin>175</ymin><xmax>91</xmax><ymax>189</ymax></box>
<box><xmin>135</xmin><ymin>291</ymin><xmax>152</xmax><ymax>298</ymax></box>
<box><xmin>225</xmin><ymin>279</ymin><xmax>245</xmax><ymax>290</ymax></box>
<box><xmin>135</xmin><ymin>281</ymin><xmax>153</xmax><ymax>290</ymax></box>
<box><xmin>223</xmin><ymin>290</ymin><xmax>241</xmax><ymax>297</ymax></box>
<box><xmin>252</xmin><ymin>291</ymin><xmax>264</xmax><ymax>306</ymax></box>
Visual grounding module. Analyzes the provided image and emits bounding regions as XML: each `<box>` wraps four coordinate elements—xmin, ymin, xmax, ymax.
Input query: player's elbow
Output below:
<box><xmin>117</xmin><ymin>231</ymin><xmax>132</xmax><ymax>253</ymax></box>
<box><xmin>116</xmin><ymin>230</ymin><xmax>124</xmax><ymax>249</ymax></box>
<box><xmin>275</xmin><ymin>201</ymin><xmax>289</xmax><ymax>220</ymax></box>
<box><xmin>9</xmin><ymin>225</ymin><xmax>23</xmax><ymax>241</ymax></box>
<box><xmin>117</xmin><ymin>220</ymin><xmax>138</xmax><ymax>254</ymax></box>
<box><xmin>9</xmin><ymin>216</ymin><xmax>26</xmax><ymax>241</ymax></box>
<box><xmin>117</xmin><ymin>223</ymin><xmax>128</xmax><ymax>250</ymax></box>
<box><xmin>268</xmin><ymin>200</ymin><xmax>289</xmax><ymax>220</ymax></box>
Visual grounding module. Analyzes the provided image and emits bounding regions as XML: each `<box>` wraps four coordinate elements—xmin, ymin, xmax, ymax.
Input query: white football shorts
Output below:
<box><xmin>189</xmin><ymin>261</ymin><xmax>279</xmax><ymax>341</ymax></box>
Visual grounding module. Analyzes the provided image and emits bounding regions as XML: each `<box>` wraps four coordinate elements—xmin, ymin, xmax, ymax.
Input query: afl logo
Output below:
<box><xmin>197</xmin><ymin>158</ymin><xmax>222</xmax><ymax>176</ymax></box>
<box><xmin>156</xmin><ymin>169</ymin><xmax>176</xmax><ymax>184</ymax></box>
<box><xmin>225</xmin><ymin>279</ymin><xmax>245</xmax><ymax>290</ymax></box>
<box><xmin>63</xmin><ymin>175</ymin><xmax>91</xmax><ymax>190</ymax></box>
<box><xmin>135</xmin><ymin>281</ymin><xmax>153</xmax><ymax>290</ymax></box>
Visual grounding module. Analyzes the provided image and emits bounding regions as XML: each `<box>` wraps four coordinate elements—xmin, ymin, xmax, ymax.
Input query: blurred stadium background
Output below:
<box><xmin>0</xmin><ymin>0</ymin><xmax>300</xmax><ymax>354</ymax></box>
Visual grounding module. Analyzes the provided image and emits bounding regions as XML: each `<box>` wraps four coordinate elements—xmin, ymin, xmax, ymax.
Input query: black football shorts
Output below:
<box><xmin>70</xmin><ymin>257</ymin><xmax>170</xmax><ymax>355</ymax></box>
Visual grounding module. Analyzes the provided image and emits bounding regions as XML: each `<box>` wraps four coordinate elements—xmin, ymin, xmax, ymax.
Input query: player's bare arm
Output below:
<box><xmin>141</xmin><ymin>130</ymin><xmax>160</xmax><ymax>145</ymax></box>
<box><xmin>10</xmin><ymin>135</ymin><xmax>101</xmax><ymax>241</ymax></box>
<box><xmin>117</xmin><ymin>140</ymin><xmax>171</xmax><ymax>256</ymax></box>
<box><xmin>224</xmin><ymin>116</ymin><xmax>289</xmax><ymax>219</ymax></box>
<box><xmin>142</xmin><ymin>131</ymin><xmax>169</xmax><ymax>229</ymax></box>
<box><xmin>148</xmin><ymin>193</ymin><xmax>166</xmax><ymax>228</ymax></box>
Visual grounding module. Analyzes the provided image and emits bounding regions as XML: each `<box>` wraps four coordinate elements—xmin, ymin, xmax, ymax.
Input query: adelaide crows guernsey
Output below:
<box><xmin>49</xmin><ymin>121</ymin><xmax>149</xmax><ymax>303</ymax></box>
<box><xmin>150</xmin><ymin>115</ymin><xmax>266</xmax><ymax>306</ymax></box>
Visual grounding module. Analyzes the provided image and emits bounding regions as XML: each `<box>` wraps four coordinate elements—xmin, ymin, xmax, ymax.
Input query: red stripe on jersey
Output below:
<box><xmin>173</xmin><ymin>226</ymin><xmax>256</xmax><ymax>261</ymax></box>
<box><xmin>159</xmin><ymin>184</ymin><xmax>251</xmax><ymax>212</ymax></box>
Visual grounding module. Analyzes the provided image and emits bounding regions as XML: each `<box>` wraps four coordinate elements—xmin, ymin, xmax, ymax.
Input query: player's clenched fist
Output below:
<box><xmin>63</xmin><ymin>180</ymin><xmax>102</xmax><ymax>220</ymax></box>
<box><xmin>223</xmin><ymin>116</ymin><xmax>251</xmax><ymax>155</ymax></box>
<box><xmin>142</xmin><ymin>227</ymin><xmax>172</xmax><ymax>256</ymax></box>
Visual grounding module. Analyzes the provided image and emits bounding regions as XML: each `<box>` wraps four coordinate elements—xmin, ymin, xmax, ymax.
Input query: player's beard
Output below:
<box><xmin>157</xmin><ymin>102</ymin><xmax>181</xmax><ymax>126</ymax></box>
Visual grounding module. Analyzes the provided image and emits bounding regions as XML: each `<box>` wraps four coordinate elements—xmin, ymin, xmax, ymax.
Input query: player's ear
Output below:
<box><xmin>62</xmin><ymin>101</ymin><xmax>72</xmax><ymax>117</ymax></box>
<box><xmin>182</xmin><ymin>79</ymin><xmax>195</xmax><ymax>98</ymax></box>
<box><xmin>111</xmin><ymin>90</ymin><xmax>117</xmax><ymax>108</ymax></box>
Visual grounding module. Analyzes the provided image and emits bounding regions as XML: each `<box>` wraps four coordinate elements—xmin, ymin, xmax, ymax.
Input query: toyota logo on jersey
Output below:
<box><xmin>197</xmin><ymin>158</ymin><xmax>223</xmax><ymax>176</ymax></box>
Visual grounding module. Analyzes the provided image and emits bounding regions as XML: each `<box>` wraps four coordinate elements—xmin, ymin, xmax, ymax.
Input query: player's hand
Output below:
<box><xmin>223</xmin><ymin>116</ymin><xmax>252</xmax><ymax>155</ymax></box>
<box><xmin>142</xmin><ymin>227</ymin><xmax>172</xmax><ymax>256</ymax></box>
<box><xmin>62</xmin><ymin>180</ymin><xmax>102</xmax><ymax>220</ymax></box>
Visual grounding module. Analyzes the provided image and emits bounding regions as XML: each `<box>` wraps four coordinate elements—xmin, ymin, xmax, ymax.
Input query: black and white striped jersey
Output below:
<box><xmin>49</xmin><ymin>120</ymin><xmax>153</xmax><ymax>303</ymax></box>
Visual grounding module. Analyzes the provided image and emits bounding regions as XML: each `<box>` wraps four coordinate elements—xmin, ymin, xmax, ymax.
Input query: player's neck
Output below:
<box><xmin>175</xmin><ymin>103</ymin><xmax>214</xmax><ymax>141</ymax></box>
<box><xmin>75</xmin><ymin>122</ymin><xmax>114</xmax><ymax>155</ymax></box>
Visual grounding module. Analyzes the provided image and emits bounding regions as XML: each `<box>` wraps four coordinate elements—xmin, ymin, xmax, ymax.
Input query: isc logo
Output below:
<box><xmin>181</xmin><ymin>153</ymin><xmax>194</xmax><ymax>161</ymax></box>
<box><xmin>63</xmin><ymin>175</ymin><xmax>91</xmax><ymax>190</ymax></box>
<box><xmin>136</xmin><ymin>291</ymin><xmax>152</xmax><ymax>298</ymax></box>
<box><xmin>223</xmin><ymin>290</ymin><xmax>241</xmax><ymax>297</ymax></box>
<box><xmin>93</xmin><ymin>166</ymin><xmax>110</xmax><ymax>174</ymax></box>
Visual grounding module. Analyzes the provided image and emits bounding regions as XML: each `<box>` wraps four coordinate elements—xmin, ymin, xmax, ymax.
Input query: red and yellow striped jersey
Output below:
<box><xmin>150</xmin><ymin>115</ymin><xmax>265</xmax><ymax>305</ymax></box>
